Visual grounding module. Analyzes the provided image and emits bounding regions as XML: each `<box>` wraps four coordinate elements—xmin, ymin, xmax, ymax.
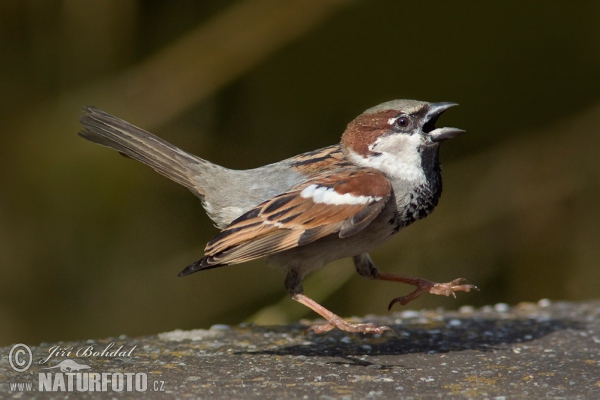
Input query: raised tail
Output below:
<box><xmin>79</xmin><ymin>106</ymin><xmax>209</xmax><ymax>198</ymax></box>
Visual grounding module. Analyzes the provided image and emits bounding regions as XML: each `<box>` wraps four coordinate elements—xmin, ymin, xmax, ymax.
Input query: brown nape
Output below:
<box><xmin>340</xmin><ymin>109</ymin><xmax>399</xmax><ymax>157</ymax></box>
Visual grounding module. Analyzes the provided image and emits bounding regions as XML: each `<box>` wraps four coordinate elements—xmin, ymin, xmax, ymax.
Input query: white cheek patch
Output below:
<box><xmin>347</xmin><ymin>134</ymin><xmax>427</xmax><ymax>183</ymax></box>
<box><xmin>300</xmin><ymin>184</ymin><xmax>381</xmax><ymax>205</ymax></box>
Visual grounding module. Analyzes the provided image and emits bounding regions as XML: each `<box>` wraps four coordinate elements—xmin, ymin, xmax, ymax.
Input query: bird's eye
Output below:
<box><xmin>393</xmin><ymin>115</ymin><xmax>410</xmax><ymax>130</ymax></box>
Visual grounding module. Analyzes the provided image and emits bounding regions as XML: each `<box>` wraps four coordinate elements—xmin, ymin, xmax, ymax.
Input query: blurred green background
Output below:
<box><xmin>1</xmin><ymin>0</ymin><xmax>599</xmax><ymax>347</ymax></box>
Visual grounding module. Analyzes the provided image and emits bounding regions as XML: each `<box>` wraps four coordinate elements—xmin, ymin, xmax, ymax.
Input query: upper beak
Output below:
<box><xmin>425</xmin><ymin>102</ymin><xmax>465</xmax><ymax>142</ymax></box>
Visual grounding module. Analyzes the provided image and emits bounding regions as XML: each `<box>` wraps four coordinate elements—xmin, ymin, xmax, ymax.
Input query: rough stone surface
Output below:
<box><xmin>1</xmin><ymin>300</ymin><xmax>599</xmax><ymax>398</ymax></box>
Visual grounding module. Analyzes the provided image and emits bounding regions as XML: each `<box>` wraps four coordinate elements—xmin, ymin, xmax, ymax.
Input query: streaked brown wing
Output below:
<box><xmin>179</xmin><ymin>168</ymin><xmax>391</xmax><ymax>276</ymax></box>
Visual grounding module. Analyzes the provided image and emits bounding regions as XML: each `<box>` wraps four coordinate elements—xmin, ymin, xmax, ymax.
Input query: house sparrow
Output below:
<box><xmin>79</xmin><ymin>99</ymin><xmax>476</xmax><ymax>334</ymax></box>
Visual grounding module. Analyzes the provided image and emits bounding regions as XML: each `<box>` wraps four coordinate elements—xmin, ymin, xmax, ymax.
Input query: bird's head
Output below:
<box><xmin>341</xmin><ymin>99</ymin><xmax>464</xmax><ymax>181</ymax></box>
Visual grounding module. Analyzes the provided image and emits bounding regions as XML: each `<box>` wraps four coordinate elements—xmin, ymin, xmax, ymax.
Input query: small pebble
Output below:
<box><xmin>209</xmin><ymin>324</ymin><xmax>231</xmax><ymax>331</ymax></box>
<box><xmin>458</xmin><ymin>305</ymin><xmax>475</xmax><ymax>314</ymax></box>
<box><xmin>538</xmin><ymin>298</ymin><xmax>552</xmax><ymax>307</ymax></box>
<box><xmin>400</xmin><ymin>310</ymin><xmax>420</xmax><ymax>319</ymax></box>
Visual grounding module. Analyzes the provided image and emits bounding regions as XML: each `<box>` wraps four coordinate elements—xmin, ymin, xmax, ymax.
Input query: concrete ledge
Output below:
<box><xmin>2</xmin><ymin>300</ymin><xmax>599</xmax><ymax>398</ymax></box>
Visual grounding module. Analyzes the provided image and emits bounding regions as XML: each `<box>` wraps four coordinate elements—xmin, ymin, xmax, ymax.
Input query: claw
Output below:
<box><xmin>305</xmin><ymin>321</ymin><xmax>393</xmax><ymax>335</ymax></box>
<box><xmin>304</xmin><ymin>323</ymin><xmax>336</xmax><ymax>335</ymax></box>
<box><xmin>388</xmin><ymin>278</ymin><xmax>479</xmax><ymax>310</ymax></box>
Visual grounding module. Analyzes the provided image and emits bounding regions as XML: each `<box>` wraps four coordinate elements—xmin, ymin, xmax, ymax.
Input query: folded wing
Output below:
<box><xmin>179</xmin><ymin>168</ymin><xmax>391</xmax><ymax>276</ymax></box>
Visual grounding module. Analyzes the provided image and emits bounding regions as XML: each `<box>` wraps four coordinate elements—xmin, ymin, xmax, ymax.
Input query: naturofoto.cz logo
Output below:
<box><xmin>37</xmin><ymin>370</ymin><xmax>148</xmax><ymax>392</ymax></box>
<box><xmin>8</xmin><ymin>343</ymin><xmax>165</xmax><ymax>393</ymax></box>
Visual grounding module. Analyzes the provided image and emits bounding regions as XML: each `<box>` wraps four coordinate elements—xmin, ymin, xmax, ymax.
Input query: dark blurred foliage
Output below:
<box><xmin>0</xmin><ymin>0</ymin><xmax>598</xmax><ymax>346</ymax></box>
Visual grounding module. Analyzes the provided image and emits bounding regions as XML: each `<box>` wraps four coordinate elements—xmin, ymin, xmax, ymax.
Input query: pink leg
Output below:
<box><xmin>292</xmin><ymin>293</ymin><xmax>392</xmax><ymax>334</ymax></box>
<box><xmin>376</xmin><ymin>273</ymin><xmax>478</xmax><ymax>310</ymax></box>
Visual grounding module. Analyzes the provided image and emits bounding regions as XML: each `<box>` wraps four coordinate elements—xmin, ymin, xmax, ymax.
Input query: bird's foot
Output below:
<box><xmin>388</xmin><ymin>277</ymin><xmax>478</xmax><ymax>310</ymax></box>
<box><xmin>429</xmin><ymin>278</ymin><xmax>478</xmax><ymax>297</ymax></box>
<box><xmin>292</xmin><ymin>293</ymin><xmax>393</xmax><ymax>335</ymax></box>
<box><xmin>305</xmin><ymin>321</ymin><xmax>392</xmax><ymax>335</ymax></box>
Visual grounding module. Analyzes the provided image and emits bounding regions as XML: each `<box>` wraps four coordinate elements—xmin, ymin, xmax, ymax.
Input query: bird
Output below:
<box><xmin>79</xmin><ymin>99</ymin><xmax>477</xmax><ymax>334</ymax></box>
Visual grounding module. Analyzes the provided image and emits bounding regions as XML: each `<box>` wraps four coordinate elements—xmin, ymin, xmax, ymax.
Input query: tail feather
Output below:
<box><xmin>79</xmin><ymin>106</ymin><xmax>208</xmax><ymax>197</ymax></box>
<box><xmin>178</xmin><ymin>257</ymin><xmax>225</xmax><ymax>276</ymax></box>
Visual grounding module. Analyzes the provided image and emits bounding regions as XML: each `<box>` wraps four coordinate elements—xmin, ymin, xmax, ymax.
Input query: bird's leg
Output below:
<box><xmin>353</xmin><ymin>253</ymin><xmax>478</xmax><ymax>310</ymax></box>
<box><xmin>285</xmin><ymin>269</ymin><xmax>391</xmax><ymax>335</ymax></box>
<box><xmin>291</xmin><ymin>293</ymin><xmax>392</xmax><ymax>334</ymax></box>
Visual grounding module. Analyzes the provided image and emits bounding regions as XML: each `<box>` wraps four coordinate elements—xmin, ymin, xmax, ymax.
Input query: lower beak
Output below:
<box><xmin>425</xmin><ymin>102</ymin><xmax>465</xmax><ymax>142</ymax></box>
<box><xmin>429</xmin><ymin>126</ymin><xmax>465</xmax><ymax>142</ymax></box>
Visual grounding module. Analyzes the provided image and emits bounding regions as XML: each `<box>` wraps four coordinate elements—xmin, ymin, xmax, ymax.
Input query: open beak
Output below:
<box><xmin>424</xmin><ymin>102</ymin><xmax>465</xmax><ymax>143</ymax></box>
